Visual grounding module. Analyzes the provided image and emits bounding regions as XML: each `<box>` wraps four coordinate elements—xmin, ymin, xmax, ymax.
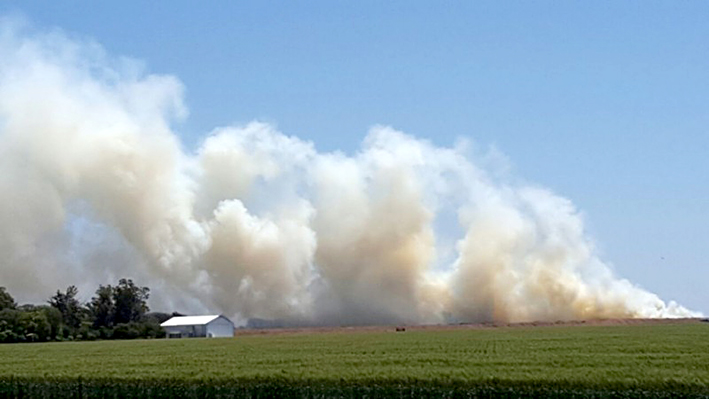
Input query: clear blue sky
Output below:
<box><xmin>2</xmin><ymin>1</ymin><xmax>707</xmax><ymax>313</ymax></box>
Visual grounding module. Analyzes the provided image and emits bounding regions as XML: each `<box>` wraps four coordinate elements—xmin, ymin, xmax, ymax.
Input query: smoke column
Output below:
<box><xmin>0</xmin><ymin>21</ymin><xmax>699</xmax><ymax>325</ymax></box>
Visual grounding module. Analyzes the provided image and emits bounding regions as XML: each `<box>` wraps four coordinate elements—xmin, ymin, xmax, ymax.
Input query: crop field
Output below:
<box><xmin>0</xmin><ymin>321</ymin><xmax>708</xmax><ymax>398</ymax></box>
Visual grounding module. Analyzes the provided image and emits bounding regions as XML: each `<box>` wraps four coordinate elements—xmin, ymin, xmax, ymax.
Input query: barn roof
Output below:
<box><xmin>160</xmin><ymin>315</ymin><xmax>224</xmax><ymax>327</ymax></box>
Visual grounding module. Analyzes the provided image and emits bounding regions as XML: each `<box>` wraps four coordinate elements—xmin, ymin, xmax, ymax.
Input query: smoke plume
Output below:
<box><xmin>0</xmin><ymin>21</ymin><xmax>699</xmax><ymax>325</ymax></box>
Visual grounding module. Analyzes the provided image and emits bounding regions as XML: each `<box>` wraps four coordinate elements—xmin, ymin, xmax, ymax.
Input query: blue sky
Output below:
<box><xmin>2</xmin><ymin>2</ymin><xmax>707</xmax><ymax>313</ymax></box>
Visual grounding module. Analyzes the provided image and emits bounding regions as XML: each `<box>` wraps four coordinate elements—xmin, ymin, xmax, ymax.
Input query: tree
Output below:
<box><xmin>0</xmin><ymin>308</ymin><xmax>21</xmax><ymax>342</ymax></box>
<box><xmin>48</xmin><ymin>286</ymin><xmax>84</xmax><ymax>330</ymax></box>
<box><xmin>40</xmin><ymin>306</ymin><xmax>63</xmax><ymax>340</ymax></box>
<box><xmin>112</xmin><ymin>279</ymin><xmax>150</xmax><ymax>324</ymax></box>
<box><xmin>18</xmin><ymin>309</ymin><xmax>51</xmax><ymax>342</ymax></box>
<box><xmin>144</xmin><ymin>312</ymin><xmax>172</xmax><ymax>324</ymax></box>
<box><xmin>1</xmin><ymin>279</ymin><xmax>160</xmax><ymax>343</ymax></box>
<box><xmin>88</xmin><ymin>285</ymin><xmax>114</xmax><ymax>329</ymax></box>
<box><xmin>0</xmin><ymin>287</ymin><xmax>15</xmax><ymax>311</ymax></box>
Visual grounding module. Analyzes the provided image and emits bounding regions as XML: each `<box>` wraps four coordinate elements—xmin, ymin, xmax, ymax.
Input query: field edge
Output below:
<box><xmin>1</xmin><ymin>375</ymin><xmax>708</xmax><ymax>398</ymax></box>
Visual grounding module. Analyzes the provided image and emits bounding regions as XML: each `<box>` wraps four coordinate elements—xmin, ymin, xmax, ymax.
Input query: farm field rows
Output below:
<box><xmin>0</xmin><ymin>321</ymin><xmax>708</xmax><ymax>397</ymax></box>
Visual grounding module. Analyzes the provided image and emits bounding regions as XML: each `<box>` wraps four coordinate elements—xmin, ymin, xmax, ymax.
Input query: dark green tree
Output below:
<box><xmin>48</xmin><ymin>286</ymin><xmax>84</xmax><ymax>330</ymax></box>
<box><xmin>88</xmin><ymin>285</ymin><xmax>115</xmax><ymax>328</ymax></box>
<box><xmin>1</xmin><ymin>279</ymin><xmax>162</xmax><ymax>343</ymax></box>
<box><xmin>40</xmin><ymin>306</ymin><xmax>63</xmax><ymax>340</ymax></box>
<box><xmin>112</xmin><ymin>279</ymin><xmax>150</xmax><ymax>324</ymax></box>
<box><xmin>0</xmin><ymin>308</ymin><xmax>21</xmax><ymax>342</ymax></box>
<box><xmin>0</xmin><ymin>287</ymin><xmax>15</xmax><ymax>311</ymax></box>
<box><xmin>18</xmin><ymin>309</ymin><xmax>51</xmax><ymax>342</ymax></box>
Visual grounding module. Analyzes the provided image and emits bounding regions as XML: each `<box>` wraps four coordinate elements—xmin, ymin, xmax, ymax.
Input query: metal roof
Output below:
<box><xmin>160</xmin><ymin>315</ymin><xmax>223</xmax><ymax>327</ymax></box>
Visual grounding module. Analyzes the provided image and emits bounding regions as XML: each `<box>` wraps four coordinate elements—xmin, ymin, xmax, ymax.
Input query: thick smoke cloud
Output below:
<box><xmin>0</xmin><ymin>21</ymin><xmax>699</xmax><ymax>325</ymax></box>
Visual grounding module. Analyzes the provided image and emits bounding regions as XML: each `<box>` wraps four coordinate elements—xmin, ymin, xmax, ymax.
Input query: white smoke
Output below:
<box><xmin>0</xmin><ymin>20</ymin><xmax>699</xmax><ymax>324</ymax></box>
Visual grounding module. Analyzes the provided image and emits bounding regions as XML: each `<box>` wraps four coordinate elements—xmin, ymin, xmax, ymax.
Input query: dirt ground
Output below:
<box><xmin>234</xmin><ymin>317</ymin><xmax>707</xmax><ymax>336</ymax></box>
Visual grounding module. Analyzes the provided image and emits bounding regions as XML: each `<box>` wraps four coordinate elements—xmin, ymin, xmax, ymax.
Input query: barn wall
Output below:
<box><xmin>206</xmin><ymin>317</ymin><xmax>234</xmax><ymax>337</ymax></box>
<box><xmin>164</xmin><ymin>325</ymin><xmax>206</xmax><ymax>338</ymax></box>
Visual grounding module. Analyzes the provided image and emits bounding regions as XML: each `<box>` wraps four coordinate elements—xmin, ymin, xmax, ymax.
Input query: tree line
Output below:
<box><xmin>0</xmin><ymin>279</ymin><xmax>174</xmax><ymax>343</ymax></box>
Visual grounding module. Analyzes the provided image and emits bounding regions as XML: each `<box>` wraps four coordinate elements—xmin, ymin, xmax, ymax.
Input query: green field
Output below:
<box><xmin>1</xmin><ymin>322</ymin><xmax>708</xmax><ymax>398</ymax></box>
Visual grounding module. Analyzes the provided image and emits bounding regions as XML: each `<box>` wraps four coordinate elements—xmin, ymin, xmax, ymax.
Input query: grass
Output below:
<box><xmin>0</xmin><ymin>322</ymin><xmax>708</xmax><ymax>397</ymax></box>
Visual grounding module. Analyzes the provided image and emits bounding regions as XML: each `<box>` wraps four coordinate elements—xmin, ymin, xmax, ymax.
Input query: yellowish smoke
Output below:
<box><xmin>0</xmin><ymin>20</ymin><xmax>698</xmax><ymax>324</ymax></box>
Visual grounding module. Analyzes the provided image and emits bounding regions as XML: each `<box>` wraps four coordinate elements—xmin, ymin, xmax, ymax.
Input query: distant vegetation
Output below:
<box><xmin>0</xmin><ymin>280</ymin><xmax>169</xmax><ymax>343</ymax></box>
<box><xmin>0</xmin><ymin>323</ymin><xmax>708</xmax><ymax>397</ymax></box>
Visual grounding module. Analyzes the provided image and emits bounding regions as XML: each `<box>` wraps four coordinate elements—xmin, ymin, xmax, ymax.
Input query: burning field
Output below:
<box><xmin>233</xmin><ymin>316</ymin><xmax>705</xmax><ymax>336</ymax></box>
<box><xmin>0</xmin><ymin>20</ymin><xmax>700</xmax><ymax>327</ymax></box>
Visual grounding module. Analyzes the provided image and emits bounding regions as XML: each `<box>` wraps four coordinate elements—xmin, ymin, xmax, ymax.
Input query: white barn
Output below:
<box><xmin>160</xmin><ymin>315</ymin><xmax>234</xmax><ymax>338</ymax></box>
